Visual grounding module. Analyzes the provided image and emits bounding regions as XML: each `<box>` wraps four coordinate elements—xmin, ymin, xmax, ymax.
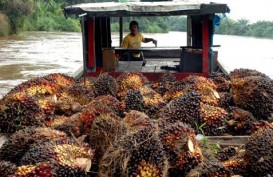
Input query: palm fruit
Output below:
<box><xmin>222</xmin><ymin>159</ymin><xmax>248</xmax><ymax>177</ymax></box>
<box><xmin>42</xmin><ymin>73</ymin><xmax>76</xmax><ymax>87</ymax></box>
<box><xmin>216</xmin><ymin>146</ymin><xmax>237</xmax><ymax>162</ymax></box>
<box><xmin>244</xmin><ymin>128</ymin><xmax>273</xmax><ymax>176</ymax></box>
<box><xmin>248</xmin><ymin>121</ymin><xmax>273</xmax><ymax>134</ymax></box>
<box><xmin>0</xmin><ymin>92</ymin><xmax>45</xmax><ymax>133</ymax></box>
<box><xmin>122</xmin><ymin>110</ymin><xmax>157</xmax><ymax>132</ymax></box>
<box><xmin>158</xmin><ymin>89</ymin><xmax>201</xmax><ymax>127</ymax></box>
<box><xmin>159</xmin><ymin>122</ymin><xmax>203</xmax><ymax>175</ymax></box>
<box><xmin>230</xmin><ymin>68</ymin><xmax>270</xmax><ymax>80</ymax></box>
<box><xmin>86</xmin><ymin>95</ymin><xmax>124</xmax><ymax>117</ymax></box>
<box><xmin>225</xmin><ymin>106</ymin><xmax>257</xmax><ymax>135</ymax></box>
<box><xmin>99</xmin><ymin>128</ymin><xmax>168</xmax><ymax>177</ymax></box>
<box><xmin>0</xmin><ymin>160</ymin><xmax>17</xmax><ymax>177</ymax></box>
<box><xmin>13</xmin><ymin>163</ymin><xmax>54</xmax><ymax>177</ymax></box>
<box><xmin>56</xmin><ymin>84</ymin><xmax>95</xmax><ymax>109</ymax></box>
<box><xmin>199</xmin><ymin>103</ymin><xmax>228</xmax><ymax>136</ymax></box>
<box><xmin>0</xmin><ymin>127</ymin><xmax>67</xmax><ymax>164</ymax></box>
<box><xmin>162</xmin><ymin>80</ymin><xmax>187</xmax><ymax>101</ymax></box>
<box><xmin>139</xmin><ymin>86</ymin><xmax>166</xmax><ymax>118</ymax></box>
<box><xmin>209</xmin><ymin>72</ymin><xmax>231</xmax><ymax>92</ymax></box>
<box><xmin>124</xmin><ymin>89</ymin><xmax>145</xmax><ymax>112</ymax></box>
<box><xmin>19</xmin><ymin>139</ymin><xmax>93</xmax><ymax>176</ymax></box>
<box><xmin>151</xmin><ymin>72</ymin><xmax>177</xmax><ymax>96</ymax></box>
<box><xmin>218</xmin><ymin>92</ymin><xmax>233</xmax><ymax>108</ymax></box>
<box><xmin>93</xmin><ymin>73</ymin><xmax>118</xmax><ymax>96</ymax></box>
<box><xmin>89</xmin><ymin>114</ymin><xmax>127</xmax><ymax>161</ymax></box>
<box><xmin>186</xmin><ymin>159</ymin><xmax>232</xmax><ymax>177</ymax></box>
<box><xmin>230</xmin><ymin>75</ymin><xmax>273</xmax><ymax>120</ymax></box>
<box><xmin>117</xmin><ymin>72</ymin><xmax>148</xmax><ymax>99</ymax></box>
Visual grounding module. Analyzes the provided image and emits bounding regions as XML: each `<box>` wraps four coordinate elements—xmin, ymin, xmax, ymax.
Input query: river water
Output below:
<box><xmin>0</xmin><ymin>31</ymin><xmax>273</xmax><ymax>98</ymax></box>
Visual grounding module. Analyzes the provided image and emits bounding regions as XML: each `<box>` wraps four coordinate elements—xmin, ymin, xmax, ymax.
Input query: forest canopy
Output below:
<box><xmin>0</xmin><ymin>0</ymin><xmax>273</xmax><ymax>39</ymax></box>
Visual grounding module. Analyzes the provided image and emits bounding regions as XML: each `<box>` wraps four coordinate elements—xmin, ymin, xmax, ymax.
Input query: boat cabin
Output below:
<box><xmin>63</xmin><ymin>1</ymin><xmax>229</xmax><ymax>80</ymax></box>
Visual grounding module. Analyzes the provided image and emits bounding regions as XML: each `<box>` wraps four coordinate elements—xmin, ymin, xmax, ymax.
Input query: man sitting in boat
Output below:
<box><xmin>121</xmin><ymin>20</ymin><xmax>157</xmax><ymax>66</ymax></box>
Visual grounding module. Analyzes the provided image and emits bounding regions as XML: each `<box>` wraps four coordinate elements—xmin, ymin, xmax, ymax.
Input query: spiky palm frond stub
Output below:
<box><xmin>231</xmin><ymin>75</ymin><xmax>273</xmax><ymax>120</ymax></box>
<box><xmin>244</xmin><ymin>128</ymin><xmax>273</xmax><ymax>176</ymax></box>
<box><xmin>151</xmin><ymin>72</ymin><xmax>177</xmax><ymax>96</ymax></box>
<box><xmin>89</xmin><ymin>114</ymin><xmax>127</xmax><ymax>161</ymax></box>
<box><xmin>93</xmin><ymin>73</ymin><xmax>118</xmax><ymax>96</ymax></box>
<box><xmin>117</xmin><ymin>72</ymin><xmax>149</xmax><ymax>99</ymax></box>
<box><xmin>0</xmin><ymin>127</ymin><xmax>67</xmax><ymax>164</ymax></box>
<box><xmin>0</xmin><ymin>160</ymin><xmax>17</xmax><ymax>177</ymax></box>
<box><xmin>99</xmin><ymin>128</ymin><xmax>168</xmax><ymax>177</ymax></box>
<box><xmin>159</xmin><ymin>122</ymin><xmax>203</xmax><ymax>175</ymax></box>
<box><xmin>0</xmin><ymin>93</ymin><xmax>45</xmax><ymax>133</ymax></box>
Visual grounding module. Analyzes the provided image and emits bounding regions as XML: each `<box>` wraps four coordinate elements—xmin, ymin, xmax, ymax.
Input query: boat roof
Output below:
<box><xmin>63</xmin><ymin>0</ymin><xmax>229</xmax><ymax>17</ymax></box>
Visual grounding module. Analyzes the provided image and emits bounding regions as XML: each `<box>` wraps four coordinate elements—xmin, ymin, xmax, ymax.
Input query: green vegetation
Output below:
<box><xmin>0</xmin><ymin>0</ymin><xmax>273</xmax><ymax>39</ymax></box>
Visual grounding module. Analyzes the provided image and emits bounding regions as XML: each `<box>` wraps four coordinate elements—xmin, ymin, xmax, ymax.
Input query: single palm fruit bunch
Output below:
<box><xmin>151</xmin><ymin>72</ymin><xmax>177</xmax><ymax>96</ymax></box>
<box><xmin>159</xmin><ymin>121</ymin><xmax>203</xmax><ymax>175</ymax></box>
<box><xmin>0</xmin><ymin>127</ymin><xmax>67</xmax><ymax>164</ymax></box>
<box><xmin>93</xmin><ymin>73</ymin><xmax>118</xmax><ymax>96</ymax></box>
<box><xmin>230</xmin><ymin>68</ymin><xmax>270</xmax><ymax>80</ymax></box>
<box><xmin>117</xmin><ymin>72</ymin><xmax>149</xmax><ymax>99</ymax></box>
<box><xmin>209</xmin><ymin>72</ymin><xmax>231</xmax><ymax>92</ymax></box>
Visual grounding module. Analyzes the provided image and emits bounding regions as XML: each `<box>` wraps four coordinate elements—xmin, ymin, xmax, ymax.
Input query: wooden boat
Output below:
<box><xmin>63</xmin><ymin>0</ymin><xmax>230</xmax><ymax>80</ymax></box>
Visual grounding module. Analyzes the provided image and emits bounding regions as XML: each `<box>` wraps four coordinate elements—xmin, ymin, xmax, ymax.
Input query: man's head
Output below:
<box><xmin>129</xmin><ymin>20</ymin><xmax>139</xmax><ymax>35</ymax></box>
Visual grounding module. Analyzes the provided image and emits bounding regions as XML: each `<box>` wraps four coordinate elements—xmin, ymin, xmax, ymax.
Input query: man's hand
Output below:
<box><xmin>153</xmin><ymin>39</ymin><xmax>157</xmax><ymax>47</ymax></box>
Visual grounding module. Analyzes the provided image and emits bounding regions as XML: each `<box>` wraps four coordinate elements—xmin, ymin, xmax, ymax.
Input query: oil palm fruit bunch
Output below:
<box><xmin>139</xmin><ymin>86</ymin><xmax>166</xmax><ymax>118</ymax></box>
<box><xmin>19</xmin><ymin>139</ymin><xmax>93</xmax><ymax>177</ymax></box>
<box><xmin>46</xmin><ymin>114</ymin><xmax>82</xmax><ymax>136</ymax></box>
<box><xmin>117</xmin><ymin>72</ymin><xmax>149</xmax><ymax>99</ymax></box>
<box><xmin>0</xmin><ymin>127</ymin><xmax>67</xmax><ymax>164</ymax></box>
<box><xmin>56</xmin><ymin>84</ymin><xmax>95</xmax><ymax>111</ymax></box>
<box><xmin>218</xmin><ymin>92</ymin><xmax>233</xmax><ymax>108</ymax></box>
<box><xmin>225</xmin><ymin>106</ymin><xmax>257</xmax><ymax>135</ymax></box>
<box><xmin>124</xmin><ymin>89</ymin><xmax>145</xmax><ymax>112</ymax></box>
<box><xmin>186</xmin><ymin>159</ymin><xmax>232</xmax><ymax>177</ymax></box>
<box><xmin>151</xmin><ymin>72</ymin><xmax>177</xmax><ymax>96</ymax></box>
<box><xmin>93</xmin><ymin>73</ymin><xmax>118</xmax><ymax>96</ymax></box>
<box><xmin>230</xmin><ymin>68</ymin><xmax>271</xmax><ymax>80</ymax></box>
<box><xmin>99</xmin><ymin>128</ymin><xmax>168</xmax><ymax>177</ymax></box>
<box><xmin>0</xmin><ymin>92</ymin><xmax>45</xmax><ymax>133</ymax></box>
<box><xmin>42</xmin><ymin>73</ymin><xmax>76</xmax><ymax>88</ymax></box>
<box><xmin>158</xmin><ymin>89</ymin><xmax>201</xmax><ymax>127</ymax></box>
<box><xmin>209</xmin><ymin>72</ymin><xmax>231</xmax><ymax>92</ymax></box>
<box><xmin>230</xmin><ymin>75</ymin><xmax>273</xmax><ymax>121</ymax></box>
<box><xmin>86</xmin><ymin>95</ymin><xmax>125</xmax><ymax>117</ymax></box>
<box><xmin>122</xmin><ymin>110</ymin><xmax>157</xmax><ymax>132</ymax></box>
<box><xmin>244</xmin><ymin>128</ymin><xmax>273</xmax><ymax>176</ymax></box>
<box><xmin>162</xmin><ymin>80</ymin><xmax>187</xmax><ymax>101</ymax></box>
<box><xmin>0</xmin><ymin>160</ymin><xmax>17</xmax><ymax>177</ymax></box>
<box><xmin>199</xmin><ymin>103</ymin><xmax>228</xmax><ymax>136</ymax></box>
<box><xmin>159</xmin><ymin>122</ymin><xmax>203</xmax><ymax>175</ymax></box>
<box><xmin>13</xmin><ymin>163</ymin><xmax>54</xmax><ymax>177</ymax></box>
<box><xmin>248</xmin><ymin>120</ymin><xmax>273</xmax><ymax>134</ymax></box>
<box><xmin>89</xmin><ymin>114</ymin><xmax>127</xmax><ymax>161</ymax></box>
<box><xmin>216</xmin><ymin>146</ymin><xmax>237</xmax><ymax>162</ymax></box>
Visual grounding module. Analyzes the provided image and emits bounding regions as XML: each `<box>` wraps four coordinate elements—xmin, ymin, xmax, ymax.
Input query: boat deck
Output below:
<box><xmin>116</xmin><ymin>58</ymin><xmax>180</xmax><ymax>72</ymax></box>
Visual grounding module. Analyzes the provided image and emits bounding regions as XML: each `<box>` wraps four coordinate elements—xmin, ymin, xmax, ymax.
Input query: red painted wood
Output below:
<box><xmin>202</xmin><ymin>15</ymin><xmax>209</xmax><ymax>74</ymax></box>
<box><xmin>87</xmin><ymin>19</ymin><xmax>95</xmax><ymax>68</ymax></box>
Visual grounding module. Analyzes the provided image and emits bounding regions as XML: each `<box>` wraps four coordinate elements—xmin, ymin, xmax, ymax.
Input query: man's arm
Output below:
<box><xmin>143</xmin><ymin>38</ymin><xmax>157</xmax><ymax>46</ymax></box>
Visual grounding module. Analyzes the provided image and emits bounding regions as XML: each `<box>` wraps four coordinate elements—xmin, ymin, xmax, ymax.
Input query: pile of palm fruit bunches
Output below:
<box><xmin>0</xmin><ymin>68</ymin><xmax>273</xmax><ymax>177</ymax></box>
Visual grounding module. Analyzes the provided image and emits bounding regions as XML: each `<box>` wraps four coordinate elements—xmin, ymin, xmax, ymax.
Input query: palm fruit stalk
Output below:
<box><xmin>93</xmin><ymin>73</ymin><xmax>118</xmax><ymax>97</ymax></box>
<box><xmin>0</xmin><ymin>93</ymin><xmax>45</xmax><ymax>133</ymax></box>
<box><xmin>159</xmin><ymin>122</ymin><xmax>203</xmax><ymax>175</ymax></box>
<box><xmin>0</xmin><ymin>127</ymin><xmax>67</xmax><ymax>164</ymax></box>
<box><xmin>117</xmin><ymin>72</ymin><xmax>148</xmax><ymax>99</ymax></box>
<box><xmin>99</xmin><ymin>128</ymin><xmax>168</xmax><ymax>177</ymax></box>
<box><xmin>244</xmin><ymin>128</ymin><xmax>273</xmax><ymax>176</ymax></box>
